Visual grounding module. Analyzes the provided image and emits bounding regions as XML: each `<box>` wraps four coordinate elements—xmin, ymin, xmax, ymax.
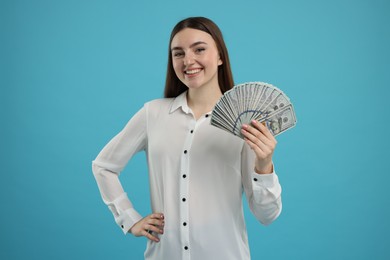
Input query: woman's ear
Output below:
<box><xmin>218</xmin><ymin>56</ymin><xmax>223</xmax><ymax>66</ymax></box>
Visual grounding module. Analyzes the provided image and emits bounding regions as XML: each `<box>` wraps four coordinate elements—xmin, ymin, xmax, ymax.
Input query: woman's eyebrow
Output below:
<box><xmin>171</xmin><ymin>41</ymin><xmax>208</xmax><ymax>51</ymax></box>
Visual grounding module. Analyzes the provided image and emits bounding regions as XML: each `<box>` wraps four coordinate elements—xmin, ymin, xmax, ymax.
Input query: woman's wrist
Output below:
<box><xmin>254</xmin><ymin>161</ymin><xmax>273</xmax><ymax>174</ymax></box>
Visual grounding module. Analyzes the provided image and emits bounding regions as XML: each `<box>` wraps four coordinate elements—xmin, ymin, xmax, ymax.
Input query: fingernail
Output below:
<box><xmin>242</xmin><ymin>124</ymin><xmax>247</xmax><ymax>129</ymax></box>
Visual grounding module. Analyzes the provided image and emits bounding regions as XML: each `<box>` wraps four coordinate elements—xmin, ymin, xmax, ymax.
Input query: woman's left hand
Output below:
<box><xmin>241</xmin><ymin>120</ymin><xmax>277</xmax><ymax>174</ymax></box>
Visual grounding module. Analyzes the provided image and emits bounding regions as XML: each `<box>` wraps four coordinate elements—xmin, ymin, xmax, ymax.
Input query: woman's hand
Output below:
<box><xmin>241</xmin><ymin>120</ymin><xmax>277</xmax><ymax>174</ymax></box>
<box><xmin>129</xmin><ymin>213</ymin><xmax>165</xmax><ymax>242</ymax></box>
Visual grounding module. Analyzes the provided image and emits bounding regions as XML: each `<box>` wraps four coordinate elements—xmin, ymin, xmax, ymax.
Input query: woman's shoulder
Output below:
<box><xmin>145</xmin><ymin>97</ymin><xmax>175</xmax><ymax>109</ymax></box>
<box><xmin>145</xmin><ymin>91</ymin><xmax>186</xmax><ymax>111</ymax></box>
<box><xmin>143</xmin><ymin>97</ymin><xmax>176</xmax><ymax>117</ymax></box>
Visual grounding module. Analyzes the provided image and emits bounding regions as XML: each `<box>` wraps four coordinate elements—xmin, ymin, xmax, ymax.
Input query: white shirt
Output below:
<box><xmin>92</xmin><ymin>91</ymin><xmax>282</xmax><ymax>260</ymax></box>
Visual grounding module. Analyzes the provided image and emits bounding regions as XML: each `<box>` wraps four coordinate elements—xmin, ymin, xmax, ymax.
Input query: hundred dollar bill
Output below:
<box><xmin>259</xmin><ymin>104</ymin><xmax>297</xmax><ymax>136</ymax></box>
<box><xmin>210</xmin><ymin>82</ymin><xmax>297</xmax><ymax>139</ymax></box>
<box><xmin>260</xmin><ymin>92</ymin><xmax>291</xmax><ymax>117</ymax></box>
<box><xmin>250</xmin><ymin>86</ymin><xmax>280</xmax><ymax>121</ymax></box>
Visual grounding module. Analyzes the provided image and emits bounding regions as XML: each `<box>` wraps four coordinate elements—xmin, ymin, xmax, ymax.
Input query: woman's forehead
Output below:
<box><xmin>171</xmin><ymin>28</ymin><xmax>215</xmax><ymax>48</ymax></box>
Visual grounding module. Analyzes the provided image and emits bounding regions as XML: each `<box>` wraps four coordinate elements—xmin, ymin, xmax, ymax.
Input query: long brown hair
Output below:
<box><xmin>164</xmin><ymin>17</ymin><xmax>234</xmax><ymax>98</ymax></box>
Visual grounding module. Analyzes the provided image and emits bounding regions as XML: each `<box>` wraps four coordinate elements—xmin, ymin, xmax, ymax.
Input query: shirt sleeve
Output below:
<box><xmin>241</xmin><ymin>143</ymin><xmax>282</xmax><ymax>225</ymax></box>
<box><xmin>92</xmin><ymin>106</ymin><xmax>147</xmax><ymax>234</ymax></box>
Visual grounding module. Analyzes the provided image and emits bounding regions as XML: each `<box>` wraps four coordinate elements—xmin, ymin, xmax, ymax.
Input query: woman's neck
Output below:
<box><xmin>187</xmin><ymin>85</ymin><xmax>222</xmax><ymax>120</ymax></box>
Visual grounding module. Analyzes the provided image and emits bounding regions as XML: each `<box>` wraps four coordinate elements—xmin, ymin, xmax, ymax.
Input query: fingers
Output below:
<box><xmin>241</xmin><ymin>120</ymin><xmax>277</xmax><ymax>158</ymax></box>
<box><xmin>145</xmin><ymin>213</ymin><xmax>164</xmax><ymax>241</ymax></box>
<box><xmin>244</xmin><ymin>135</ymin><xmax>269</xmax><ymax>157</ymax></box>
<box><xmin>131</xmin><ymin>213</ymin><xmax>165</xmax><ymax>243</ymax></box>
<box><xmin>142</xmin><ymin>229</ymin><xmax>160</xmax><ymax>242</ymax></box>
<box><xmin>252</xmin><ymin>120</ymin><xmax>276</xmax><ymax>142</ymax></box>
<box><xmin>241</xmin><ymin>120</ymin><xmax>276</xmax><ymax>174</ymax></box>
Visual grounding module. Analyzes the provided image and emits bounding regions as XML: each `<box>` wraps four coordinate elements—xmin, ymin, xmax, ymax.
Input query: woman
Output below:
<box><xmin>92</xmin><ymin>17</ymin><xmax>282</xmax><ymax>260</ymax></box>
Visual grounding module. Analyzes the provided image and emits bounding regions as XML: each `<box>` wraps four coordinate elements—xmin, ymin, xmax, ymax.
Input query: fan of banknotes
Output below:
<box><xmin>210</xmin><ymin>82</ymin><xmax>297</xmax><ymax>138</ymax></box>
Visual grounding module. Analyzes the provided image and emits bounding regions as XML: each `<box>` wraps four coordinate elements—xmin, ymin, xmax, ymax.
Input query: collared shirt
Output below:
<box><xmin>92</xmin><ymin>91</ymin><xmax>282</xmax><ymax>260</ymax></box>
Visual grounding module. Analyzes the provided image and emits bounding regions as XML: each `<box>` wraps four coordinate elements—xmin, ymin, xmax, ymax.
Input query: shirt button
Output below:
<box><xmin>254</xmin><ymin>178</ymin><xmax>258</xmax><ymax>182</ymax></box>
<box><xmin>184</xmin><ymin>246</ymin><xmax>189</xmax><ymax>250</ymax></box>
<box><xmin>184</xmin><ymin>150</ymin><xmax>187</xmax><ymax>154</ymax></box>
<box><xmin>190</xmin><ymin>130</ymin><xmax>194</xmax><ymax>134</ymax></box>
<box><xmin>182</xmin><ymin>198</ymin><xmax>186</xmax><ymax>202</ymax></box>
<box><xmin>205</xmin><ymin>114</ymin><xmax>209</xmax><ymax>118</ymax></box>
<box><xmin>182</xmin><ymin>174</ymin><xmax>187</xmax><ymax>178</ymax></box>
<box><xmin>121</xmin><ymin>225</ymin><xmax>124</xmax><ymax>228</ymax></box>
<box><xmin>183</xmin><ymin>222</ymin><xmax>187</xmax><ymax>226</ymax></box>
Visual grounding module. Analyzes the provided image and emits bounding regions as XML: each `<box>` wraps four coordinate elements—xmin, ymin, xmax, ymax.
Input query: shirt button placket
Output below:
<box><xmin>180</xmin><ymin>121</ymin><xmax>195</xmax><ymax>260</ymax></box>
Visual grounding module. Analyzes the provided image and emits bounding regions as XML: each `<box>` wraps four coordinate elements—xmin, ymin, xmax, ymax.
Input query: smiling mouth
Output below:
<box><xmin>185</xmin><ymin>68</ymin><xmax>202</xmax><ymax>75</ymax></box>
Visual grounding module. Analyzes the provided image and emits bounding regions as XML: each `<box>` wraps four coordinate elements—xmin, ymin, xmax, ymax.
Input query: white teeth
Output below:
<box><xmin>185</xmin><ymin>69</ymin><xmax>202</xmax><ymax>75</ymax></box>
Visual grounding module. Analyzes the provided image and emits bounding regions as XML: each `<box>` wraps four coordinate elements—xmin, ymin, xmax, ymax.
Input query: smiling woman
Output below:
<box><xmin>164</xmin><ymin>17</ymin><xmax>234</xmax><ymax>98</ymax></box>
<box><xmin>170</xmin><ymin>28</ymin><xmax>223</xmax><ymax>119</ymax></box>
<box><xmin>92</xmin><ymin>16</ymin><xmax>282</xmax><ymax>260</ymax></box>
<box><xmin>170</xmin><ymin>32</ymin><xmax>222</xmax><ymax>85</ymax></box>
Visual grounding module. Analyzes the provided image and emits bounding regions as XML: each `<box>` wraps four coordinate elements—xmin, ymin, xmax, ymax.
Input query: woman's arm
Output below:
<box><xmin>241</xmin><ymin>120</ymin><xmax>282</xmax><ymax>225</ymax></box>
<box><xmin>92</xmin><ymin>106</ymin><xmax>147</xmax><ymax>234</ymax></box>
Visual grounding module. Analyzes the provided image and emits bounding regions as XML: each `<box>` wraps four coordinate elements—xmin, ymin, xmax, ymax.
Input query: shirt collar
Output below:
<box><xmin>169</xmin><ymin>91</ymin><xmax>190</xmax><ymax>114</ymax></box>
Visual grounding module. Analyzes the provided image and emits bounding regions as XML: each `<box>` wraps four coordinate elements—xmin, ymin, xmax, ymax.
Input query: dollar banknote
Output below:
<box><xmin>260</xmin><ymin>104</ymin><xmax>297</xmax><ymax>136</ymax></box>
<box><xmin>210</xmin><ymin>82</ymin><xmax>297</xmax><ymax>138</ymax></box>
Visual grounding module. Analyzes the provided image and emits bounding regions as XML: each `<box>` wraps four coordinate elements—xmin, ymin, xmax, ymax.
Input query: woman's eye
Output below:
<box><xmin>173</xmin><ymin>52</ymin><xmax>184</xmax><ymax>58</ymax></box>
<box><xmin>195</xmin><ymin>48</ymin><xmax>205</xmax><ymax>53</ymax></box>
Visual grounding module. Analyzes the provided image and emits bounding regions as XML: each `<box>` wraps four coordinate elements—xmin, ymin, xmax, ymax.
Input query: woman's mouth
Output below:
<box><xmin>185</xmin><ymin>68</ymin><xmax>202</xmax><ymax>76</ymax></box>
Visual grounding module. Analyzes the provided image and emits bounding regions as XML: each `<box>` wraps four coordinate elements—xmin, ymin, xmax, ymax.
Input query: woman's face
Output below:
<box><xmin>170</xmin><ymin>28</ymin><xmax>222</xmax><ymax>91</ymax></box>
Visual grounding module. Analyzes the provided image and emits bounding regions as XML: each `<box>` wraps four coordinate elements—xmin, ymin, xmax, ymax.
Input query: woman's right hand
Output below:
<box><xmin>129</xmin><ymin>213</ymin><xmax>165</xmax><ymax>242</ymax></box>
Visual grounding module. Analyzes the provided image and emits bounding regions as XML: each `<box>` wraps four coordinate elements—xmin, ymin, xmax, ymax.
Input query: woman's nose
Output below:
<box><xmin>183</xmin><ymin>54</ymin><xmax>195</xmax><ymax>66</ymax></box>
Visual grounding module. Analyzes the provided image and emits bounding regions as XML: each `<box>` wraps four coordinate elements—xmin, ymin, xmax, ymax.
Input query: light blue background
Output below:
<box><xmin>1</xmin><ymin>0</ymin><xmax>389</xmax><ymax>259</ymax></box>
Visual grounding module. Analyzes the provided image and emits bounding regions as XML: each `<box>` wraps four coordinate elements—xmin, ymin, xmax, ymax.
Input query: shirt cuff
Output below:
<box><xmin>114</xmin><ymin>208</ymin><xmax>143</xmax><ymax>235</ymax></box>
<box><xmin>251</xmin><ymin>171</ymin><xmax>278</xmax><ymax>189</ymax></box>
